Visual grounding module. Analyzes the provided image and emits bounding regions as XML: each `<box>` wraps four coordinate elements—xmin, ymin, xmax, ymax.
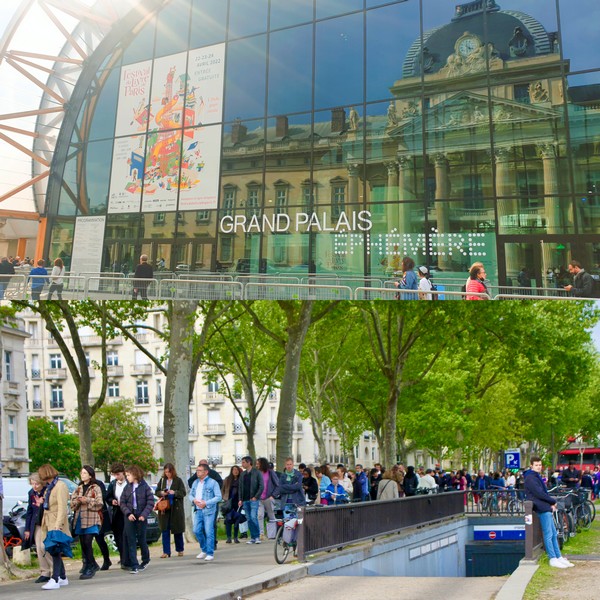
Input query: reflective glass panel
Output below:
<box><xmin>86</xmin><ymin>140</ymin><xmax>113</xmax><ymax>215</ymax></box>
<box><xmin>366</xmin><ymin>2</ymin><xmax>421</xmax><ymax>101</ymax></box>
<box><xmin>155</xmin><ymin>0</ymin><xmax>192</xmax><ymax>57</ymax></box>
<box><xmin>224</xmin><ymin>35</ymin><xmax>267</xmax><ymax>121</ymax></box>
<box><xmin>315</xmin><ymin>13</ymin><xmax>364</xmax><ymax>109</ymax></box>
<box><xmin>48</xmin><ymin>221</ymin><xmax>75</xmax><ymax>270</ymax></box>
<box><xmin>270</xmin><ymin>0</ymin><xmax>314</xmax><ymax>30</ymax></box>
<box><xmin>559</xmin><ymin>0</ymin><xmax>599</xmax><ymax>73</ymax></box>
<box><xmin>228</xmin><ymin>0</ymin><xmax>269</xmax><ymax>39</ymax></box>
<box><xmin>122</xmin><ymin>17</ymin><xmax>156</xmax><ymax>65</ymax></box>
<box><xmin>88</xmin><ymin>68</ymin><xmax>119</xmax><ymax>142</ymax></box>
<box><xmin>268</xmin><ymin>25</ymin><xmax>313</xmax><ymax>116</ymax></box>
<box><xmin>190</xmin><ymin>0</ymin><xmax>228</xmax><ymax>48</ymax></box>
<box><xmin>316</xmin><ymin>0</ymin><xmax>363</xmax><ymax>20</ymax></box>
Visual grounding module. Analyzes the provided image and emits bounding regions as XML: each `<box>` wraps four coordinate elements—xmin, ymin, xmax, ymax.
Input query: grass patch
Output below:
<box><xmin>524</xmin><ymin>503</ymin><xmax>600</xmax><ymax>600</ymax></box>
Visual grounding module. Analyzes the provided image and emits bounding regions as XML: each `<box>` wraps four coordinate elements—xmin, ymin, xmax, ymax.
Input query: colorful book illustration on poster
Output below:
<box><xmin>108</xmin><ymin>44</ymin><xmax>225</xmax><ymax>214</ymax></box>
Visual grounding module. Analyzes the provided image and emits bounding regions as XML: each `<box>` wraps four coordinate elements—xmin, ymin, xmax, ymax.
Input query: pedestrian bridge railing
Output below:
<box><xmin>296</xmin><ymin>491</ymin><xmax>465</xmax><ymax>561</ymax></box>
<box><xmin>0</xmin><ymin>273</ymin><xmax>592</xmax><ymax>302</ymax></box>
<box><xmin>464</xmin><ymin>489</ymin><xmax>525</xmax><ymax>515</ymax></box>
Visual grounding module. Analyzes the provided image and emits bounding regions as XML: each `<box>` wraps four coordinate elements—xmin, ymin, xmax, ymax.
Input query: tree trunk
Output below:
<box><xmin>78</xmin><ymin>389</ymin><xmax>94</xmax><ymax>465</ymax></box>
<box><xmin>382</xmin><ymin>387</ymin><xmax>399</xmax><ymax>469</ymax></box>
<box><xmin>276</xmin><ymin>302</ymin><xmax>313</xmax><ymax>471</ymax></box>
<box><xmin>245</xmin><ymin>422</ymin><xmax>257</xmax><ymax>460</ymax></box>
<box><xmin>164</xmin><ymin>301</ymin><xmax>196</xmax><ymax>477</ymax></box>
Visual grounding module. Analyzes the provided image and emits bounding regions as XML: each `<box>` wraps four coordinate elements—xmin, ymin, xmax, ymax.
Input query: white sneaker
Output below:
<box><xmin>254</xmin><ymin>539</ymin><xmax>261</xmax><ymax>544</ymax></box>
<box><xmin>41</xmin><ymin>579</ymin><xmax>60</xmax><ymax>590</ymax></box>
<box><xmin>204</xmin><ymin>555</ymin><xmax>214</xmax><ymax>562</ymax></box>
<box><xmin>558</xmin><ymin>557</ymin><xmax>575</xmax><ymax>567</ymax></box>
<box><xmin>58</xmin><ymin>577</ymin><xmax>69</xmax><ymax>586</ymax></box>
<box><xmin>196</xmin><ymin>552</ymin><xmax>206</xmax><ymax>559</ymax></box>
<box><xmin>549</xmin><ymin>558</ymin><xmax>569</xmax><ymax>569</ymax></box>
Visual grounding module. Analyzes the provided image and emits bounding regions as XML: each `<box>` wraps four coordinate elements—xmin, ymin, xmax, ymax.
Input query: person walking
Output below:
<box><xmin>524</xmin><ymin>456</ymin><xmax>574</xmax><ymax>569</ymax></box>
<box><xmin>417</xmin><ymin>266</ymin><xmax>434</xmax><ymax>300</ymax></box>
<box><xmin>189</xmin><ymin>463</ymin><xmax>222</xmax><ymax>561</ymax></box>
<box><xmin>222</xmin><ymin>466</ymin><xmax>243</xmax><ymax>544</ymax></box>
<box><xmin>38</xmin><ymin>464</ymin><xmax>71</xmax><ymax>589</ymax></box>
<box><xmin>70</xmin><ymin>466</ymin><xmax>104</xmax><ymax>580</ymax></box>
<box><xmin>257</xmin><ymin>457</ymin><xmax>279</xmax><ymax>538</ymax></box>
<box><xmin>238</xmin><ymin>455</ymin><xmax>264</xmax><ymax>545</ymax></box>
<box><xmin>23</xmin><ymin>473</ymin><xmax>53</xmax><ymax>583</ymax></box>
<box><xmin>132</xmin><ymin>254</ymin><xmax>153</xmax><ymax>300</ymax></box>
<box><xmin>465</xmin><ymin>263</ymin><xmax>489</xmax><ymax>300</ymax></box>
<box><xmin>394</xmin><ymin>256</ymin><xmax>418</xmax><ymax>299</ymax></box>
<box><xmin>156</xmin><ymin>463</ymin><xmax>186</xmax><ymax>558</ymax></box>
<box><xmin>105</xmin><ymin>462</ymin><xmax>129</xmax><ymax>570</ymax></box>
<box><xmin>0</xmin><ymin>256</ymin><xmax>15</xmax><ymax>300</ymax></box>
<box><xmin>119</xmin><ymin>464</ymin><xmax>155</xmax><ymax>574</ymax></box>
<box><xmin>29</xmin><ymin>259</ymin><xmax>49</xmax><ymax>301</ymax></box>
<box><xmin>47</xmin><ymin>258</ymin><xmax>66</xmax><ymax>300</ymax></box>
<box><xmin>564</xmin><ymin>260</ymin><xmax>594</xmax><ymax>298</ymax></box>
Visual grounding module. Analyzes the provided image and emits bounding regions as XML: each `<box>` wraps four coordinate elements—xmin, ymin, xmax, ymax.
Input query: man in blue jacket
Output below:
<box><xmin>278</xmin><ymin>457</ymin><xmax>306</xmax><ymax>507</ymax></box>
<box><xmin>355</xmin><ymin>464</ymin><xmax>369</xmax><ymax>501</ymax></box>
<box><xmin>189</xmin><ymin>464</ymin><xmax>222</xmax><ymax>561</ymax></box>
<box><xmin>524</xmin><ymin>456</ymin><xmax>574</xmax><ymax>569</ymax></box>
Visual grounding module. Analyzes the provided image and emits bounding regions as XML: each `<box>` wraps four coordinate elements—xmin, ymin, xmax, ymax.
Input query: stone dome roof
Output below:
<box><xmin>402</xmin><ymin>0</ymin><xmax>556</xmax><ymax>78</ymax></box>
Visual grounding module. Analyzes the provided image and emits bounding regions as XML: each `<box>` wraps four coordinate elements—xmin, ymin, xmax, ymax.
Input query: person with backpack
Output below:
<box><xmin>403</xmin><ymin>466</ymin><xmax>419</xmax><ymax>497</ymax></box>
<box><xmin>417</xmin><ymin>266</ymin><xmax>435</xmax><ymax>300</ymax></box>
<box><xmin>564</xmin><ymin>260</ymin><xmax>594</xmax><ymax>298</ymax></box>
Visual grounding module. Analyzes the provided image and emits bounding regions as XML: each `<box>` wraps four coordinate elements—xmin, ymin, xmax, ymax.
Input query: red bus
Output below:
<box><xmin>557</xmin><ymin>447</ymin><xmax>600</xmax><ymax>471</ymax></box>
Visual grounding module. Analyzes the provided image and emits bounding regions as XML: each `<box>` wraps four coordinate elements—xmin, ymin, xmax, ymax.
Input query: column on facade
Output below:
<box><xmin>384</xmin><ymin>160</ymin><xmax>399</xmax><ymax>231</ymax></box>
<box><xmin>538</xmin><ymin>142</ymin><xmax>561</xmax><ymax>235</ymax></box>
<box><xmin>434</xmin><ymin>153</ymin><xmax>451</xmax><ymax>270</ymax></box>
<box><xmin>495</xmin><ymin>147</ymin><xmax>519</xmax><ymax>280</ymax></box>
<box><xmin>397</xmin><ymin>155</ymin><xmax>415</xmax><ymax>234</ymax></box>
<box><xmin>348</xmin><ymin>163</ymin><xmax>360</xmax><ymax>204</ymax></box>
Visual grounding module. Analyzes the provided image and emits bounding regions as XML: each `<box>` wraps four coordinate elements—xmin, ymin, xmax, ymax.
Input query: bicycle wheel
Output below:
<box><xmin>586</xmin><ymin>499</ymin><xmax>596</xmax><ymax>522</ymax></box>
<box><xmin>554</xmin><ymin>510</ymin><xmax>566</xmax><ymax>549</ymax></box>
<box><xmin>578</xmin><ymin>505</ymin><xmax>592</xmax><ymax>531</ymax></box>
<box><xmin>564</xmin><ymin>510</ymin><xmax>576</xmax><ymax>541</ymax></box>
<box><xmin>274</xmin><ymin>525</ymin><xmax>290</xmax><ymax>564</ymax></box>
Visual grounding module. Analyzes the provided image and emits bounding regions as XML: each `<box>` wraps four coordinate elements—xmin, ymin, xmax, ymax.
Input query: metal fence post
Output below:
<box><xmin>296</xmin><ymin>505</ymin><xmax>305</xmax><ymax>562</ymax></box>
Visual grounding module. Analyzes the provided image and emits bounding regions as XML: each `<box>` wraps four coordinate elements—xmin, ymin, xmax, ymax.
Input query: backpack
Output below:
<box><xmin>403</xmin><ymin>474</ymin><xmax>417</xmax><ymax>495</ymax></box>
<box><xmin>430</xmin><ymin>281</ymin><xmax>438</xmax><ymax>300</ymax></box>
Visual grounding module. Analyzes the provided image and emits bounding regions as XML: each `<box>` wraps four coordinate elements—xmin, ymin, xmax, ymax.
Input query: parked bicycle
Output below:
<box><xmin>274</xmin><ymin>504</ymin><xmax>298</xmax><ymax>564</ymax></box>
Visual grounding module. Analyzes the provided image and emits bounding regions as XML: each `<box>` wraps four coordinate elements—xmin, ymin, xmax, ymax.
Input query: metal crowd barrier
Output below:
<box><xmin>354</xmin><ymin>287</ymin><xmax>490</xmax><ymax>300</ymax></box>
<box><xmin>244</xmin><ymin>282</ymin><xmax>353</xmax><ymax>300</ymax></box>
<box><xmin>157</xmin><ymin>278</ymin><xmax>243</xmax><ymax>300</ymax></box>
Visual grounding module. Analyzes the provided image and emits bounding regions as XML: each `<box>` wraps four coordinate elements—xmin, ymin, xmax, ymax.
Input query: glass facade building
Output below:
<box><xmin>44</xmin><ymin>0</ymin><xmax>600</xmax><ymax>287</ymax></box>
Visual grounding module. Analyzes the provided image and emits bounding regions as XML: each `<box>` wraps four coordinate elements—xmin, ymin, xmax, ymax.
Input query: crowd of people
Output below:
<box><xmin>0</xmin><ymin>255</ymin><xmax>66</xmax><ymax>300</ymax></box>
<box><xmin>393</xmin><ymin>256</ymin><xmax>597</xmax><ymax>299</ymax></box>
<box><xmin>13</xmin><ymin>457</ymin><xmax>599</xmax><ymax>588</ymax></box>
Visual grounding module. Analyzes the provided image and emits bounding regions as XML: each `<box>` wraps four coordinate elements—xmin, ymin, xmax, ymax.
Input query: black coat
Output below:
<box><xmin>23</xmin><ymin>487</ymin><xmax>45</xmax><ymax>549</ymax></box>
<box><xmin>119</xmin><ymin>480</ymin><xmax>154</xmax><ymax>519</ymax></box>
<box><xmin>155</xmin><ymin>476</ymin><xmax>186</xmax><ymax>534</ymax></box>
<box><xmin>524</xmin><ymin>469</ymin><xmax>556</xmax><ymax>513</ymax></box>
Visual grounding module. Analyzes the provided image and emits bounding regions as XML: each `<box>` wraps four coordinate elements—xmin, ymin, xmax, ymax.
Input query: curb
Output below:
<box><xmin>185</xmin><ymin>563</ymin><xmax>309</xmax><ymax>600</ymax></box>
<box><xmin>495</xmin><ymin>560</ymin><xmax>538</xmax><ymax>600</ymax></box>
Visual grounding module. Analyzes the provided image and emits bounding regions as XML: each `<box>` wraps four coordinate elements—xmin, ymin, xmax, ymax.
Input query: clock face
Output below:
<box><xmin>458</xmin><ymin>37</ymin><xmax>479</xmax><ymax>57</ymax></box>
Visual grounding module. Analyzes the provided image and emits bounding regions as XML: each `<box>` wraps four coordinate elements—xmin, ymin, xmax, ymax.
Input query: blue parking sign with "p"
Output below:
<box><xmin>504</xmin><ymin>449</ymin><xmax>521</xmax><ymax>469</ymax></box>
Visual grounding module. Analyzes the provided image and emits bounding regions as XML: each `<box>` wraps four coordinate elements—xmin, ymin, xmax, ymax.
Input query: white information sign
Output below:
<box><xmin>70</xmin><ymin>216</ymin><xmax>107</xmax><ymax>290</ymax></box>
<box><xmin>187</xmin><ymin>44</ymin><xmax>226</xmax><ymax>126</ymax></box>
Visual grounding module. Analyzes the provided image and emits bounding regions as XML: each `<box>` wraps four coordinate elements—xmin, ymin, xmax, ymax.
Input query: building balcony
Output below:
<box><xmin>88</xmin><ymin>367</ymin><xmax>95</xmax><ymax>379</ymax></box>
<box><xmin>202</xmin><ymin>392</ymin><xmax>224</xmax><ymax>404</ymax></box>
<box><xmin>8</xmin><ymin>447</ymin><xmax>27</xmax><ymax>458</ymax></box>
<box><xmin>207</xmin><ymin>455</ymin><xmax>222</xmax><ymax>466</ymax></box>
<box><xmin>25</xmin><ymin>337</ymin><xmax>42</xmax><ymax>346</ymax></box>
<box><xmin>269</xmin><ymin>422</ymin><xmax>277</xmax><ymax>432</ymax></box>
<box><xmin>32</xmin><ymin>399</ymin><xmax>43</xmax><ymax>411</ymax></box>
<box><xmin>133</xmin><ymin>333</ymin><xmax>151</xmax><ymax>344</ymax></box>
<box><xmin>46</xmin><ymin>368</ymin><xmax>67</xmax><ymax>379</ymax></box>
<box><xmin>269</xmin><ymin>454</ymin><xmax>277</xmax><ymax>463</ymax></box>
<box><xmin>295</xmin><ymin>423</ymin><xmax>303</xmax><ymax>434</ymax></box>
<box><xmin>232</xmin><ymin>423</ymin><xmax>245</xmax><ymax>434</ymax></box>
<box><xmin>3</xmin><ymin>381</ymin><xmax>19</xmax><ymax>395</ymax></box>
<box><xmin>50</xmin><ymin>402</ymin><xmax>64</xmax><ymax>410</ymax></box>
<box><xmin>144</xmin><ymin>426</ymin><xmax>151</xmax><ymax>437</ymax></box>
<box><xmin>135</xmin><ymin>397</ymin><xmax>150</xmax><ymax>406</ymax></box>
<box><xmin>203</xmin><ymin>424</ymin><xmax>226</xmax><ymax>436</ymax></box>
<box><xmin>29</xmin><ymin>369</ymin><xmax>41</xmax><ymax>380</ymax></box>
<box><xmin>107</xmin><ymin>365</ymin><xmax>124</xmax><ymax>377</ymax></box>
<box><xmin>296</xmin><ymin>454</ymin><xmax>302</xmax><ymax>464</ymax></box>
<box><xmin>157</xmin><ymin>426</ymin><xmax>164</xmax><ymax>436</ymax></box>
<box><xmin>131</xmin><ymin>364</ymin><xmax>153</xmax><ymax>376</ymax></box>
<box><xmin>234</xmin><ymin>454</ymin><xmax>244</xmax><ymax>463</ymax></box>
<box><xmin>80</xmin><ymin>335</ymin><xmax>103</xmax><ymax>346</ymax></box>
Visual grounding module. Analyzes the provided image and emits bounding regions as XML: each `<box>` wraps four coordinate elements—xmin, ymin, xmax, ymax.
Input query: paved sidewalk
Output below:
<box><xmin>247</xmin><ymin>575</ymin><xmax>508</xmax><ymax>600</ymax></box>
<box><xmin>0</xmin><ymin>540</ymin><xmax>306</xmax><ymax>600</ymax></box>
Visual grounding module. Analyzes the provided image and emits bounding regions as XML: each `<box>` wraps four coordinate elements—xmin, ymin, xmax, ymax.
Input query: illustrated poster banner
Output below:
<box><xmin>187</xmin><ymin>43</ymin><xmax>225</xmax><ymax>126</ymax></box>
<box><xmin>178</xmin><ymin>124</ymin><xmax>222</xmax><ymax>211</ymax></box>
<box><xmin>141</xmin><ymin>128</ymin><xmax>183</xmax><ymax>213</ymax></box>
<box><xmin>108</xmin><ymin>135</ymin><xmax>145</xmax><ymax>214</ymax></box>
<box><xmin>114</xmin><ymin>60</ymin><xmax>153</xmax><ymax>137</ymax></box>
<box><xmin>70</xmin><ymin>216</ymin><xmax>106</xmax><ymax>290</ymax></box>
<box><xmin>149</xmin><ymin>52</ymin><xmax>187</xmax><ymax>132</ymax></box>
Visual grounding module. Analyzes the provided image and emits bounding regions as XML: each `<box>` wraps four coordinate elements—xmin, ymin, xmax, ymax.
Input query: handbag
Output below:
<box><xmin>220</xmin><ymin>499</ymin><xmax>232</xmax><ymax>516</ymax></box>
<box><xmin>155</xmin><ymin>496</ymin><xmax>170</xmax><ymax>512</ymax></box>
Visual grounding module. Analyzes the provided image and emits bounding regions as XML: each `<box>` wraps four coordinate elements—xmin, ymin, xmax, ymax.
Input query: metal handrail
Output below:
<box><xmin>244</xmin><ymin>282</ymin><xmax>353</xmax><ymax>300</ymax></box>
<box><xmin>296</xmin><ymin>491</ymin><xmax>465</xmax><ymax>561</ymax></box>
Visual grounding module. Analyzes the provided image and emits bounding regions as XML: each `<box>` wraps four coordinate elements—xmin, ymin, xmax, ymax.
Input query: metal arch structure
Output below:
<box><xmin>0</xmin><ymin>0</ymin><xmax>170</xmax><ymax>254</ymax></box>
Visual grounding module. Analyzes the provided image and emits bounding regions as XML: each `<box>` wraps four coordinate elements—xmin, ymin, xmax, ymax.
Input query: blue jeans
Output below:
<box><xmin>538</xmin><ymin>511</ymin><xmax>560</xmax><ymax>560</ymax></box>
<box><xmin>123</xmin><ymin>518</ymin><xmax>149</xmax><ymax>568</ymax></box>
<box><xmin>193</xmin><ymin>509</ymin><xmax>216</xmax><ymax>556</ymax></box>
<box><xmin>243</xmin><ymin>499</ymin><xmax>260</xmax><ymax>540</ymax></box>
<box><xmin>161</xmin><ymin>529</ymin><xmax>184</xmax><ymax>555</ymax></box>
